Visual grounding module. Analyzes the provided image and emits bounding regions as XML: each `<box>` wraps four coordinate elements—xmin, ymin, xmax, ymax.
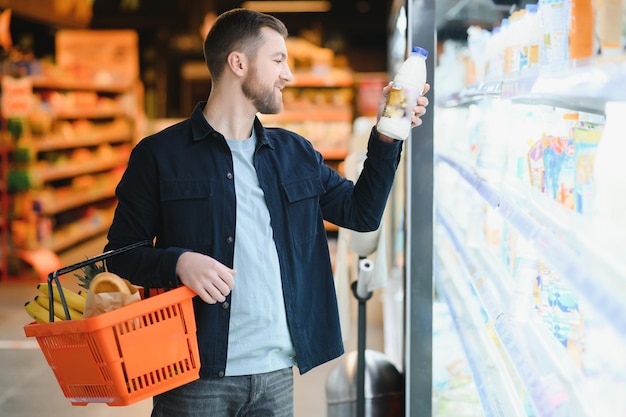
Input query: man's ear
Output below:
<box><xmin>227</xmin><ymin>51</ymin><xmax>246</xmax><ymax>77</ymax></box>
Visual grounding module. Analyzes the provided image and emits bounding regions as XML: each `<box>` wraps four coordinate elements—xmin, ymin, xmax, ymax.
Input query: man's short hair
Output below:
<box><xmin>204</xmin><ymin>8</ymin><xmax>288</xmax><ymax>81</ymax></box>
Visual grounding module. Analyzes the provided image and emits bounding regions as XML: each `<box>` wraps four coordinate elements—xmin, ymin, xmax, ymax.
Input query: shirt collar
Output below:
<box><xmin>189</xmin><ymin>101</ymin><xmax>275</xmax><ymax>150</ymax></box>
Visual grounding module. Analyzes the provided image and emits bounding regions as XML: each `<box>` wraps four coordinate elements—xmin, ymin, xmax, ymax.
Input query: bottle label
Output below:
<box><xmin>382</xmin><ymin>82</ymin><xmax>419</xmax><ymax>122</ymax></box>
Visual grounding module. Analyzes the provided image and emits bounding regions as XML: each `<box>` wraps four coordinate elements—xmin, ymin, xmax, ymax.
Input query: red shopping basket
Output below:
<box><xmin>23</xmin><ymin>242</ymin><xmax>201</xmax><ymax>406</ymax></box>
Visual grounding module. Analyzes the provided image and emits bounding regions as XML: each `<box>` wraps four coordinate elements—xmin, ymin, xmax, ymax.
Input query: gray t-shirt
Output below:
<box><xmin>224</xmin><ymin>131</ymin><xmax>296</xmax><ymax>376</ymax></box>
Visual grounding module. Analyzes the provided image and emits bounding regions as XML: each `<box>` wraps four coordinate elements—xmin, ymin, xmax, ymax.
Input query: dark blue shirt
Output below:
<box><xmin>104</xmin><ymin>102</ymin><xmax>403</xmax><ymax>378</ymax></box>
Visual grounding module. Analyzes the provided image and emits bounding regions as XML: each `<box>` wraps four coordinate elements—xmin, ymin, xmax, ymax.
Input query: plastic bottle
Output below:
<box><xmin>467</xmin><ymin>26</ymin><xmax>490</xmax><ymax>83</ymax></box>
<box><xmin>377</xmin><ymin>46</ymin><xmax>428</xmax><ymax>141</ymax></box>
<box><xmin>539</xmin><ymin>0</ymin><xmax>570</xmax><ymax>69</ymax></box>
<box><xmin>594</xmin><ymin>0</ymin><xmax>624</xmax><ymax>55</ymax></box>
<box><xmin>569</xmin><ymin>0</ymin><xmax>594</xmax><ymax>59</ymax></box>
<box><xmin>486</xmin><ymin>26</ymin><xmax>504</xmax><ymax>79</ymax></box>
<box><xmin>525</xmin><ymin>4</ymin><xmax>542</xmax><ymax>69</ymax></box>
<box><xmin>501</xmin><ymin>18</ymin><xmax>513</xmax><ymax>74</ymax></box>
<box><xmin>508</xmin><ymin>11</ymin><xmax>526</xmax><ymax>74</ymax></box>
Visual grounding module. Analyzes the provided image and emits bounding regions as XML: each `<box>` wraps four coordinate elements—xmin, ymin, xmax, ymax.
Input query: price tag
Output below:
<box><xmin>1</xmin><ymin>76</ymin><xmax>33</xmax><ymax>117</ymax></box>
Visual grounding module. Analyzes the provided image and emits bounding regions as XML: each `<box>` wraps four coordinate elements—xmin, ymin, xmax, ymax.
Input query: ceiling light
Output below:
<box><xmin>241</xmin><ymin>1</ymin><xmax>332</xmax><ymax>13</ymax></box>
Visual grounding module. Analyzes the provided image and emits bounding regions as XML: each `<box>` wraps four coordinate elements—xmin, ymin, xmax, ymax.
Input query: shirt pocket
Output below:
<box><xmin>282</xmin><ymin>176</ymin><xmax>324</xmax><ymax>244</ymax></box>
<box><xmin>160</xmin><ymin>180</ymin><xmax>214</xmax><ymax>244</ymax></box>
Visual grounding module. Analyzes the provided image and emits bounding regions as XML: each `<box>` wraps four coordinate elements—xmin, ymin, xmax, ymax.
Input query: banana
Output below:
<box><xmin>24</xmin><ymin>300</ymin><xmax>61</xmax><ymax>323</ymax></box>
<box><xmin>36</xmin><ymin>283</ymin><xmax>86</xmax><ymax>314</ymax></box>
<box><xmin>35</xmin><ymin>295</ymin><xmax>83</xmax><ymax>320</ymax></box>
<box><xmin>77</xmin><ymin>290</ymin><xmax>88</xmax><ymax>298</ymax></box>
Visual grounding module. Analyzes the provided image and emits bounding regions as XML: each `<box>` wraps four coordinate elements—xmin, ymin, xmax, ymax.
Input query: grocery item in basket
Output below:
<box><xmin>27</xmin><ymin>282</ymin><xmax>86</xmax><ymax>322</ymax></box>
<box><xmin>35</xmin><ymin>295</ymin><xmax>83</xmax><ymax>320</ymax></box>
<box><xmin>89</xmin><ymin>272</ymin><xmax>133</xmax><ymax>294</ymax></box>
<box><xmin>83</xmin><ymin>272</ymin><xmax>141</xmax><ymax>318</ymax></box>
<box><xmin>24</xmin><ymin>300</ymin><xmax>61</xmax><ymax>323</ymax></box>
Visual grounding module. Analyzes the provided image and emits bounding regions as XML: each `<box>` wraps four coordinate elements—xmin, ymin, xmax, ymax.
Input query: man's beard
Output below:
<box><xmin>242</xmin><ymin>66</ymin><xmax>283</xmax><ymax>114</ymax></box>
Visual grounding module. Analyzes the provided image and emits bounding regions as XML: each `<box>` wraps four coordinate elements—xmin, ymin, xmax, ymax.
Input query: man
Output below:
<box><xmin>104</xmin><ymin>8</ymin><xmax>430</xmax><ymax>417</ymax></box>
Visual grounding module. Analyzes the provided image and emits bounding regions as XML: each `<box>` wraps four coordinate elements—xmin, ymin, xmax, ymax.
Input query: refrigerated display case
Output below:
<box><xmin>434</xmin><ymin>50</ymin><xmax>626</xmax><ymax>417</ymax></box>
<box><xmin>358</xmin><ymin>1</ymin><xmax>625</xmax><ymax>416</ymax></box>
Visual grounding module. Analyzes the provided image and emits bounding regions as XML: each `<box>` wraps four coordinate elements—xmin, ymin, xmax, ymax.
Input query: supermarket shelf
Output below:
<box><xmin>438</xmin><ymin>80</ymin><xmax>502</xmax><ymax>108</ymax></box>
<box><xmin>434</xmin><ymin>247</ymin><xmax>526</xmax><ymax>417</ymax></box>
<box><xmin>319</xmin><ymin>148</ymin><xmax>348</xmax><ymax>161</ymax></box>
<box><xmin>291</xmin><ymin>69</ymin><xmax>354</xmax><ymax>87</ymax></box>
<box><xmin>35</xmin><ymin>183</ymin><xmax>117</xmax><ymax>216</ymax></box>
<box><xmin>0</xmin><ymin>0</ymin><xmax>91</xmax><ymax>29</ymax></box>
<box><xmin>31</xmin><ymin>76</ymin><xmax>134</xmax><ymax>93</ymax></box>
<box><xmin>32</xmin><ymin>155</ymin><xmax>127</xmax><ymax>183</ymax></box>
<box><xmin>511</xmin><ymin>94</ymin><xmax>607</xmax><ymax>116</ymax></box>
<box><xmin>259</xmin><ymin>108</ymin><xmax>353</xmax><ymax>123</ymax></box>
<box><xmin>33</xmin><ymin>127</ymin><xmax>132</xmax><ymax>152</ymax></box>
<box><xmin>509</xmin><ymin>55</ymin><xmax>626</xmax><ymax>114</ymax></box>
<box><xmin>439</xmin><ymin>55</ymin><xmax>626</xmax><ymax>114</ymax></box>
<box><xmin>436</xmin><ymin>208</ymin><xmax>596</xmax><ymax>417</ymax></box>
<box><xmin>54</xmin><ymin>108</ymin><xmax>129</xmax><ymax>120</ymax></box>
<box><xmin>39</xmin><ymin>211</ymin><xmax>114</xmax><ymax>253</ymax></box>
<box><xmin>436</xmin><ymin>152</ymin><xmax>626</xmax><ymax>337</ymax></box>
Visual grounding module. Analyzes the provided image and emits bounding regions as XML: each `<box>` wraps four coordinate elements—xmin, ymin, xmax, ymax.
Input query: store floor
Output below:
<box><xmin>0</xmin><ymin>236</ymin><xmax>385</xmax><ymax>417</ymax></box>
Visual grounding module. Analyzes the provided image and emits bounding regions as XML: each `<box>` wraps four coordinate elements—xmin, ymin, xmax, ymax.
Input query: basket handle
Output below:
<box><xmin>46</xmin><ymin>240</ymin><xmax>153</xmax><ymax>322</ymax></box>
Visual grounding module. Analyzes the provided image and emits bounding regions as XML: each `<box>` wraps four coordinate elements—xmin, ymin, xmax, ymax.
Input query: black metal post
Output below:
<box><xmin>351</xmin><ymin>277</ymin><xmax>373</xmax><ymax>417</ymax></box>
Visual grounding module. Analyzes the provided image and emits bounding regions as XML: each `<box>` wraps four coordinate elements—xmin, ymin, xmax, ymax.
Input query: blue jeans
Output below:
<box><xmin>151</xmin><ymin>368</ymin><xmax>294</xmax><ymax>417</ymax></box>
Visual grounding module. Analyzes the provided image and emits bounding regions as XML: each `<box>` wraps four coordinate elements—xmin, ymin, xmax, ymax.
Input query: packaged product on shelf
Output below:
<box><xmin>593</xmin><ymin>0</ymin><xmax>625</xmax><ymax>55</ymax></box>
<box><xmin>534</xmin><ymin>263</ymin><xmax>584</xmax><ymax>366</ymax></box>
<box><xmin>573</xmin><ymin>115</ymin><xmax>604</xmax><ymax>214</ymax></box>
<box><xmin>527</xmin><ymin>138</ymin><xmax>545</xmax><ymax>192</ymax></box>
<box><xmin>432</xmin><ymin>302</ymin><xmax>483</xmax><ymax>417</ymax></box>
<box><xmin>524</xmin><ymin>4</ymin><xmax>542</xmax><ymax>70</ymax></box>
<box><xmin>475</xmin><ymin>100</ymin><xmax>509</xmax><ymax>181</ymax></box>
<box><xmin>499</xmin><ymin>18</ymin><xmax>512</xmax><ymax>74</ymax></box>
<box><xmin>505</xmin><ymin>103</ymin><xmax>545</xmax><ymax>183</ymax></box>
<box><xmin>527</xmin><ymin>108</ymin><xmax>580</xmax><ymax>209</ymax></box>
<box><xmin>441</xmin><ymin>109</ymin><xmax>469</xmax><ymax>159</ymax></box>
<box><xmin>466</xmin><ymin>26</ymin><xmax>490</xmax><ymax>83</ymax></box>
<box><xmin>568</xmin><ymin>0</ymin><xmax>594</xmax><ymax>59</ymax></box>
<box><xmin>539</xmin><ymin>0</ymin><xmax>571</xmax><ymax>68</ymax></box>
<box><xmin>548</xmin><ymin>127</ymin><xmax>576</xmax><ymax>210</ymax></box>
<box><xmin>485</xmin><ymin>26</ymin><xmax>505</xmax><ymax>80</ymax></box>
<box><xmin>435</xmin><ymin>41</ymin><xmax>467</xmax><ymax>100</ymax></box>
<box><xmin>28</xmin><ymin>108</ymin><xmax>53</xmax><ymax>136</ymax></box>
<box><xmin>505</xmin><ymin>10</ymin><xmax>527</xmax><ymax>74</ymax></box>
<box><xmin>464</xmin><ymin>105</ymin><xmax>482</xmax><ymax>165</ymax></box>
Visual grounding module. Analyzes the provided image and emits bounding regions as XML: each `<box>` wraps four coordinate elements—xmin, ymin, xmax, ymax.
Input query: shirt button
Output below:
<box><xmin>226</xmin><ymin>172</ymin><xmax>233</xmax><ymax>180</ymax></box>
<box><xmin>218</xmin><ymin>370</ymin><xmax>225</xmax><ymax>378</ymax></box>
<box><xmin>226</xmin><ymin>236</ymin><xmax>233</xmax><ymax>244</ymax></box>
<box><xmin>222</xmin><ymin>301</ymin><xmax>229</xmax><ymax>309</ymax></box>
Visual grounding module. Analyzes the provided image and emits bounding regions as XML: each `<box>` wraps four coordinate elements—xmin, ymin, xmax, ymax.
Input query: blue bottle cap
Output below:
<box><xmin>525</xmin><ymin>3</ymin><xmax>538</xmax><ymax>12</ymax></box>
<box><xmin>411</xmin><ymin>46</ymin><xmax>429</xmax><ymax>58</ymax></box>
